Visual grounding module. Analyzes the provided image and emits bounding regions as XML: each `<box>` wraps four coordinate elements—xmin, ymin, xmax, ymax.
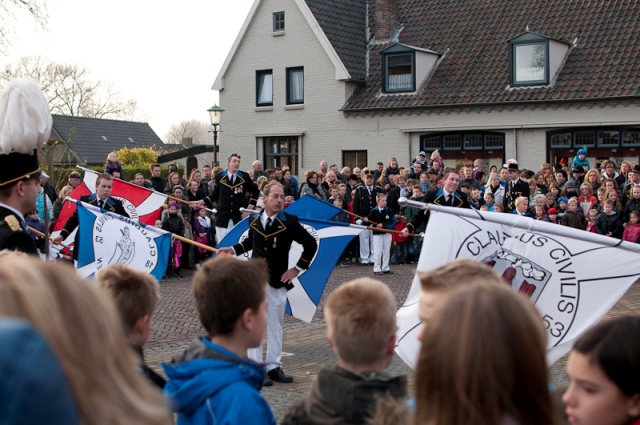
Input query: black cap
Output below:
<box><xmin>507</xmin><ymin>164</ymin><xmax>519</xmax><ymax>173</ymax></box>
<box><xmin>571</xmin><ymin>166</ymin><xmax>584</xmax><ymax>174</ymax></box>
<box><xmin>363</xmin><ymin>169</ymin><xmax>375</xmax><ymax>177</ymax></box>
<box><xmin>0</xmin><ymin>150</ymin><xmax>41</xmax><ymax>187</ymax></box>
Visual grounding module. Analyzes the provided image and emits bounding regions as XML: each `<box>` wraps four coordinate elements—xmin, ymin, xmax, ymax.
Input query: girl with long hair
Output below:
<box><xmin>0</xmin><ymin>253</ymin><xmax>170</xmax><ymax>425</ymax></box>
<box><xmin>414</xmin><ymin>284</ymin><xmax>553</xmax><ymax>425</ymax></box>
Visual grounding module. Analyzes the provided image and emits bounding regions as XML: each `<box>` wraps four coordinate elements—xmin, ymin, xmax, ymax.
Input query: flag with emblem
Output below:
<box><xmin>52</xmin><ymin>169</ymin><xmax>167</xmax><ymax>254</ymax></box>
<box><xmin>216</xmin><ymin>196</ymin><xmax>363</xmax><ymax>322</ymax></box>
<box><xmin>74</xmin><ymin>200</ymin><xmax>171</xmax><ymax>281</ymax></box>
<box><xmin>395</xmin><ymin>204</ymin><xmax>640</xmax><ymax>369</ymax></box>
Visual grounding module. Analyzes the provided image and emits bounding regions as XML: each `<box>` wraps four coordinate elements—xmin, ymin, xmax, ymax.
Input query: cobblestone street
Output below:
<box><xmin>146</xmin><ymin>263</ymin><xmax>640</xmax><ymax>422</ymax></box>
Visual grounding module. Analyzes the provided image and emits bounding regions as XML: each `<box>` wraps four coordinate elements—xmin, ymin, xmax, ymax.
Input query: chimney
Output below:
<box><xmin>371</xmin><ymin>0</ymin><xmax>399</xmax><ymax>42</ymax></box>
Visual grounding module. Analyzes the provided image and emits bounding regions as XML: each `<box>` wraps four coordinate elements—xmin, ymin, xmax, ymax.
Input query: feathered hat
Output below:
<box><xmin>0</xmin><ymin>79</ymin><xmax>52</xmax><ymax>187</ymax></box>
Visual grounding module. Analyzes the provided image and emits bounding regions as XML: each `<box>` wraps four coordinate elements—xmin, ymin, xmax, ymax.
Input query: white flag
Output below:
<box><xmin>396</xmin><ymin>205</ymin><xmax>640</xmax><ymax>369</ymax></box>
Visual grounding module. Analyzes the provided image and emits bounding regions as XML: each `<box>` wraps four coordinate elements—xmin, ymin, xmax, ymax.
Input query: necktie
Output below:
<box><xmin>445</xmin><ymin>195</ymin><xmax>450</xmax><ymax>205</ymax></box>
<box><xmin>266</xmin><ymin>217</ymin><xmax>272</xmax><ymax>231</ymax></box>
<box><xmin>230</xmin><ymin>174</ymin><xmax>235</xmax><ymax>185</ymax></box>
<box><xmin>98</xmin><ymin>200</ymin><xmax>104</xmax><ymax>209</ymax></box>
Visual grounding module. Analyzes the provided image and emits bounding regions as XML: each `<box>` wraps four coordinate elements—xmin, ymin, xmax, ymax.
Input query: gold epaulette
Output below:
<box><xmin>4</xmin><ymin>215</ymin><xmax>22</xmax><ymax>231</ymax></box>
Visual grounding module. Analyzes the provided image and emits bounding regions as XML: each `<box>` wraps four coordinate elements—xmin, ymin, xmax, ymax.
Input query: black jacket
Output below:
<box><xmin>204</xmin><ymin>171</ymin><xmax>260</xmax><ymax>228</ymax></box>
<box><xmin>406</xmin><ymin>189</ymin><xmax>469</xmax><ymax>233</ymax></box>
<box><xmin>0</xmin><ymin>205</ymin><xmax>38</xmax><ymax>254</ymax></box>
<box><xmin>232</xmin><ymin>211</ymin><xmax>317</xmax><ymax>290</ymax></box>
<box><xmin>353</xmin><ymin>185</ymin><xmax>383</xmax><ymax>217</ymax></box>
<box><xmin>595</xmin><ymin>211</ymin><xmax>622</xmax><ymax>238</ymax></box>
<box><xmin>505</xmin><ymin>179</ymin><xmax>531</xmax><ymax>213</ymax></box>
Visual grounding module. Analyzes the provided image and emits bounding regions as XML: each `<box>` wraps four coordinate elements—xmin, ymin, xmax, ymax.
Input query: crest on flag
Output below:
<box><xmin>74</xmin><ymin>201</ymin><xmax>171</xmax><ymax>281</ymax></box>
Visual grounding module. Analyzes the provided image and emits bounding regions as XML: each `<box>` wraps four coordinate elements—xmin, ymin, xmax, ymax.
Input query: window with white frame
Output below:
<box><xmin>256</xmin><ymin>70</ymin><xmax>273</xmax><ymax>107</ymax></box>
<box><xmin>384</xmin><ymin>52</ymin><xmax>415</xmax><ymax>92</ymax></box>
<box><xmin>286</xmin><ymin>67</ymin><xmax>304</xmax><ymax>104</ymax></box>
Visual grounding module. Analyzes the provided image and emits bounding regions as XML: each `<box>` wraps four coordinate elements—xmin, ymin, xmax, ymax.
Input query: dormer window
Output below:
<box><xmin>508</xmin><ymin>31</ymin><xmax>572</xmax><ymax>87</ymax></box>
<box><xmin>381</xmin><ymin>44</ymin><xmax>440</xmax><ymax>94</ymax></box>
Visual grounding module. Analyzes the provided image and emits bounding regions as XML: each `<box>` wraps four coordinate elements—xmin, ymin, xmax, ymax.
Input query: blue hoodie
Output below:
<box><xmin>163</xmin><ymin>337</ymin><xmax>275</xmax><ymax>425</ymax></box>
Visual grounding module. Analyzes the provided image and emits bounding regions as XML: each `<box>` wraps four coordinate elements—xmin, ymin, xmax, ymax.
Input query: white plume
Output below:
<box><xmin>0</xmin><ymin>78</ymin><xmax>52</xmax><ymax>155</ymax></box>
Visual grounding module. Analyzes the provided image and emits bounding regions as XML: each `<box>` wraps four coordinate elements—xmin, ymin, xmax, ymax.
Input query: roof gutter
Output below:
<box><xmin>339</xmin><ymin>94</ymin><xmax>640</xmax><ymax>113</ymax></box>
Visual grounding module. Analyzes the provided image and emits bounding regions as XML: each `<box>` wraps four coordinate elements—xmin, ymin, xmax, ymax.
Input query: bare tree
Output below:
<box><xmin>0</xmin><ymin>56</ymin><xmax>144</xmax><ymax>120</ymax></box>
<box><xmin>0</xmin><ymin>0</ymin><xmax>48</xmax><ymax>55</ymax></box>
<box><xmin>164</xmin><ymin>119</ymin><xmax>210</xmax><ymax>145</ymax></box>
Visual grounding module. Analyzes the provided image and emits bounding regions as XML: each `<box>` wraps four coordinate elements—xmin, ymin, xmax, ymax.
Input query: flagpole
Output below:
<box><xmin>27</xmin><ymin>226</ymin><xmax>72</xmax><ymax>250</ymax></box>
<box><xmin>74</xmin><ymin>165</ymin><xmax>216</xmax><ymax>214</ymax></box>
<box><xmin>172</xmin><ymin>234</ymin><xmax>219</xmax><ymax>254</ymax></box>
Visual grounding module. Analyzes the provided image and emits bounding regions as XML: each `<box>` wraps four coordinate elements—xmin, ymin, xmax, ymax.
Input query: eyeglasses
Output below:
<box><xmin>268</xmin><ymin>194</ymin><xmax>285</xmax><ymax>200</ymax></box>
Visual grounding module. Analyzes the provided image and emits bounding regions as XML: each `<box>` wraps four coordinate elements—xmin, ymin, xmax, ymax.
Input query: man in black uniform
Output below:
<box><xmin>353</xmin><ymin>169</ymin><xmax>383</xmax><ymax>265</ymax></box>
<box><xmin>217</xmin><ymin>181</ymin><xmax>317</xmax><ymax>386</ymax></box>
<box><xmin>53</xmin><ymin>173</ymin><xmax>129</xmax><ymax>259</ymax></box>
<box><xmin>504</xmin><ymin>162</ymin><xmax>530</xmax><ymax>213</ymax></box>
<box><xmin>402</xmin><ymin>169</ymin><xmax>470</xmax><ymax>237</ymax></box>
<box><xmin>196</xmin><ymin>153</ymin><xmax>260</xmax><ymax>244</ymax></box>
<box><xmin>0</xmin><ymin>79</ymin><xmax>52</xmax><ymax>255</ymax></box>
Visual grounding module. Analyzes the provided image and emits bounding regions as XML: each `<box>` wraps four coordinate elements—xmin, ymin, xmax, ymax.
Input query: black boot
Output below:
<box><xmin>175</xmin><ymin>268</ymin><xmax>183</xmax><ymax>278</ymax></box>
<box><xmin>164</xmin><ymin>267</ymin><xmax>173</xmax><ymax>279</ymax></box>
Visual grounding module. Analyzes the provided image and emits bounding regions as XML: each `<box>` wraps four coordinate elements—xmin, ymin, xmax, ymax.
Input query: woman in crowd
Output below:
<box><xmin>563</xmin><ymin>316</ymin><xmax>640</xmax><ymax>425</ymax></box>
<box><xmin>585</xmin><ymin>169</ymin><xmax>602</xmax><ymax>193</ymax></box>
<box><xmin>484</xmin><ymin>173</ymin><xmax>505</xmax><ymax>205</ymax></box>
<box><xmin>164</xmin><ymin>171</ymin><xmax>182</xmax><ymax>195</ymax></box>
<box><xmin>51</xmin><ymin>185</ymin><xmax>73</xmax><ymax>223</ymax></box>
<box><xmin>414</xmin><ymin>284</ymin><xmax>553</xmax><ymax>425</ymax></box>
<box><xmin>0</xmin><ymin>253</ymin><xmax>170</xmax><ymax>425</ymax></box>
<box><xmin>322</xmin><ymin>171</ymin><xmax>338</xmax><ymax>193</ymax></box>
<box><xmin>300</xmin><ymin>170</ymin><xmax>328</xmax><ymax>200</ymax></box>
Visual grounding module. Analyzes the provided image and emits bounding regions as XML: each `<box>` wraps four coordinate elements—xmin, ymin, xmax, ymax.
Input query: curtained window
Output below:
<box><xmin>286</xmin><ymin>67</ymin><xmax>304</xmax><ymax>104</ymax></box>
<box><xmin>256</xmin><ymin>70</ymin><xmax>273</xmax><ymax>106</ymax></box>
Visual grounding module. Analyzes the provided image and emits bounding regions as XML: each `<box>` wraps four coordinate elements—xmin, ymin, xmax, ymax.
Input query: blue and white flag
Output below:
<box><xmin>217</xmin><ymin>196</ymin><xmax>362</xmax><ymax>323</ymax></box>
<box><xmin>395</xmin><ymin>205</ymin><xmax>640</xmax><ymax>369</ymax></box>
<box><xmin>74</xmin><ymin>200</ymin><xmax>172</xmax><ymax>282</ymax></box>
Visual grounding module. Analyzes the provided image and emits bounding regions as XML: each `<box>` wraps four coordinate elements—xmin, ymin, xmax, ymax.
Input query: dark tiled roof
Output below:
<box><xmin>304</xmin><ymin>0</ymin><xmax>367</xmax><ymax>81</ymax></box>
<box><xmin>51</xmin><ymin>115</ymin><xmax>165</xmax><ymax>164</ymax></box>
<box><xmin>343</xmin><ymin>0</ymin><xmax>640</xmax><ymax>110</ymax></box>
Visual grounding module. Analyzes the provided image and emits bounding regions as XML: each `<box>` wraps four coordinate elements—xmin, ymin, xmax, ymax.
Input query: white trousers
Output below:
<box><xmin>373</xmin><ymin>233</ymin><xmax>391</xmax><ymax>272</ymax></box>
<box><xmin>247</xmin><ymin>285</ymin><xmax>287</xmax><ymax>371</ymax></box>
<box><xmin>359</xmin><ymin>229</ymin><xmax>375</xmax><ymax>264</ymax></box>
<box><xmin>215</xmin><ymin>219</ymin><xmax>235</xmax><ymax>245</ymax></box>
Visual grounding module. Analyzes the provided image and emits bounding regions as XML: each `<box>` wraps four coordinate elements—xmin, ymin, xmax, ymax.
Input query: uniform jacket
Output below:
<box><xmin>232</xmin><ymin>210</ymin><xmax>317</xmax><ymax>290</ymax></box>
<box><xmin>406</xmin><ymin>188</ymin><xmax>469</xmax><ymax>233</ymax></box>
<box><xmin>0</xmin><ymin>205</ymin><xmax>38</xmax><ymax>254</ymax></box>
<box><xmin>368</xmin><ymin>206</ymin><xmax>396</xmax><ymax>235</ymax></box>
<box><xmin>205</xmin><ymin>170</ymin><xmax>259</xmax><ymax>228</ymax></box>
<box><xmin>163</xmin><ymin>337</ymin><xmax>275</xmax><ymax>425</ymax></box>
<box><xmin>353</xmin><ymin>185</ymin><xmax>383</xmax><ymax>217</ymax></box>
<box><xmin>60</xmin><ymin>194</ymin><xmax>129</xmax><ymax>259</ymax></box>
<box><xmin>505</xmin><ymin>179</ymin><xmax>531</xmax><ymax>213</ymax></box>
<box><xmin>281</xmin><ymin>366</ymin><xmax>407</xmax><ymax>425</ymax></box>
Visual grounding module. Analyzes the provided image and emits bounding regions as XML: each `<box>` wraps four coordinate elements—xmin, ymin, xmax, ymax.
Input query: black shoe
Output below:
<box><xmin>175</xmin><ymin>269</ymin><xmax>184</xmax><ymax>278</ymax></box>
<box><xmin>383</xmin><ymin>270</ymin><xmax>393</xmax><ymax>274</ymax></box>
<box><xmin>262</xmin><ymin>375</ymin><xmax>273</xmax><ymax>387</ymax></box>
<box><xmin>267</xmin><ymin>367</ymin><xmax>293</xmax><ymax>383</ymax></box>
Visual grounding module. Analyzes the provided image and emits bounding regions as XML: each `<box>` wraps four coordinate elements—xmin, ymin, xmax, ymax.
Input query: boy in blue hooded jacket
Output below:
<box><xmin>163</xmin><ymin>256</ymin><xmax>276</xmax><ymax>425</ymax></box>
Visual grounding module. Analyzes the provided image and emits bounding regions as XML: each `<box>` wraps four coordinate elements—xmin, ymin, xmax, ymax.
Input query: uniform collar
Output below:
<box><xmin>0</xmin><ymin>202</ymin><xmax>26</xmax><ymax>226</ymax></box>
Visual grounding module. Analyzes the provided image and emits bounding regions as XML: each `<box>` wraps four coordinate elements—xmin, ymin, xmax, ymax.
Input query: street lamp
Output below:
<box><xmin>207</xmin><ymin>104</ymin><xmax>224</xmax><ymax>167</ymax></box>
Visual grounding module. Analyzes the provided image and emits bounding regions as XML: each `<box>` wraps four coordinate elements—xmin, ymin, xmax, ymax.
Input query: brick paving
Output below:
<box><xmin>146</xmin><ymin>263</ymin><xmax>640</xmax><ymax>422</ymax></box>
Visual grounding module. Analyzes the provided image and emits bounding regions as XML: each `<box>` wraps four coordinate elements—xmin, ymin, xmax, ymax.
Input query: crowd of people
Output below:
<box><xmin>1</xmin><ymin>252</ymin><xmax>638</xmax><ymax>425</ymax></box>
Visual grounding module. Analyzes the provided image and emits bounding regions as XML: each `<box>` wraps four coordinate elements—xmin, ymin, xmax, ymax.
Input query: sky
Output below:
<box><xmin>2</xmin><ymin>0</ymin><xmax>255</xmax><ymax>141</ymax></box>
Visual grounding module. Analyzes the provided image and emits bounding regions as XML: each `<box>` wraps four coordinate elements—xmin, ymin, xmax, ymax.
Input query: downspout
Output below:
<box><xmin>513</xmin><ymin>128</ymin><xmax>518</xmax><ymax>162</ymax></box>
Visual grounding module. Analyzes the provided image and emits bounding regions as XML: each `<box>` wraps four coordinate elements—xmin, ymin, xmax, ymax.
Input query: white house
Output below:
<box><xmin>213</xmin><ymin>0</ymin><xmax>640</xmax><ymax>175</ymax></box>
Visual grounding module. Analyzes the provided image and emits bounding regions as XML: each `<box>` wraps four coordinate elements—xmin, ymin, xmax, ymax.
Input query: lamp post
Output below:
<box><xmin>207</xmin><ymin>104</ymin><xmax>224</xmax><ymax>167</ymax></box>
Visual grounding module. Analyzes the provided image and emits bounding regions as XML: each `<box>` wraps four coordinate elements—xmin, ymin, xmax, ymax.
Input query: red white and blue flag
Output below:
<box><xmin>52</xmin><ymin>169</ymin><xmax>167</xmax><ymax>253</ymax></box>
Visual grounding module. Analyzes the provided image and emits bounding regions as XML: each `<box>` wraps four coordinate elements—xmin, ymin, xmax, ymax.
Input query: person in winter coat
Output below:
<box><xmin>595</xmin><ymin>200</ymin><xmax>623</xmax><ymax>238</ymax></box>
<box><xmin>163</xmin><ymin>256</ymin><xmax>276</xmax><ymax>425</ymax></box>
